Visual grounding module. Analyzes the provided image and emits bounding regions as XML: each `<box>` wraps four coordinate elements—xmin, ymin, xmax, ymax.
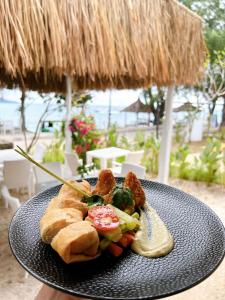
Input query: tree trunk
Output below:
<box><xmin>156</xmin><ymin>104</ymin><xmax>159</xmax><ymax>139</ymax></box>
<box><xmin>20</xmin><ymin>89</ymin><xmax>28</xmax><ymax>151</ymax></box>
<box><xmin>221</xmin><ymin>97</ymin><xmax>225</xmax><ymax>127</ymax></box>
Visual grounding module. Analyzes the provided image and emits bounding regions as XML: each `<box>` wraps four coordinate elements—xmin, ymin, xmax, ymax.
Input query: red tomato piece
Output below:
<box><xmin>88</xmin><ymin>205</ymin><xmax>115</xmax><ymax>220</ymax></box>
<box><xmin>93</xmin><ymin>216</ymin><xmax>119</xmax><ymax>231</ymax></box>
<box><xmin>88</xmin><ymin>205</ymin><xmax>120</xmax><ymax>231</ymax></box>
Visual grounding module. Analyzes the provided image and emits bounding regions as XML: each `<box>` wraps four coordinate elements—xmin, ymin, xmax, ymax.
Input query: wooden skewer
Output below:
<box><xmin>15</xmin><ymin>145</ymin><xmax>91</xmax><ymax>197</ymax></box>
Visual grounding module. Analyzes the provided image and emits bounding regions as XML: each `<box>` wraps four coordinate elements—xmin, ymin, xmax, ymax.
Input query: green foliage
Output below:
<box><xmin>174</xmin><ymin>122</ymin><xmax>186</xmax><ymax>144</ymax></box>
<box><xmin>180</xmin><ymin>0</ymin><xmax>225</xmax><ymax>60</ymax></box>
<box><xmin>134</xmin><ymin>131</ymin><xmax>145</xmax><ymax>150</ymax></box>
<box><xmin>69</xmin><ymin>113</ymin><xmax>100</xmax><ymax>177</ymax></box>
<box><xmin>106</xmin><ymin>124</ymin><xmax>118</xmax><ymax>147</ymax></box>
<box><xmin>143</xmin><ymin>136</ymin><xmax>160</xmax><ymax>174</ymax></box>
<box><xmin>170</xmin><ymin>145</ymin><xmax>191</xmax><ymax>179</ymax></box>
<box><xmin>190</xmin><ymin>138</ymin><xmax>222</xmax><ymax>183</ymax></box>
<box><xmin>43</xmin><ymin>130</ymin><xmax>65</xmax><ymax>163</ymax></box>
<box><xmin>217</xmin><ymin>127</ymin><xmax>225</xmax><ymax>140</ymax></box>
<box><xmin>69</xmin><ymin>113</ymin><xmax>100</xmax><ymax>165</ymax></box>
<box><xmin>142</xmin><ymin>87</ymin><xmax>165</xmax><ymax>128</ymax></box>
<box><xmin>119</xmin><ymin>135</ymin><xmax>130</xmax><ymax>150</ymax></box>
<box><xmin>170</xmin><ymin>138</ymin><xmax>223</xmax><ymax>185</ymax></box>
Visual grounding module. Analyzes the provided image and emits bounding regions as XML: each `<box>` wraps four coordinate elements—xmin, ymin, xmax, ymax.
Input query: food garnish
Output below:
<box><xmin>111</xmin><ymin>186</ymin><xmax>134</xmax><ymax>213</ymax></box>
<box><xmin>82</xmin><ymin>194</ymin><xmax>104</xmax><ymax>206</ymax></box>
<box><xmin>15</xmin><ymin>146</ymin><xmax>91</xmax><ymax>197</ymax></box>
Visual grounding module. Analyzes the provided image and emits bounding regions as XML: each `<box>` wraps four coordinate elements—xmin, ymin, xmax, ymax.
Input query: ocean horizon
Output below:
<box><xmin>0</xmin><ymin>101</ymin><xmax>149</xmax><ymax>132</ymax></box>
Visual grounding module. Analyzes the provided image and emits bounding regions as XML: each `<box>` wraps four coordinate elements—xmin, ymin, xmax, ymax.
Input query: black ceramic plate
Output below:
<box><xmin>9</xmin><ymin>178</ymin><xmax>225</xmax><ymax>300</ymax></box>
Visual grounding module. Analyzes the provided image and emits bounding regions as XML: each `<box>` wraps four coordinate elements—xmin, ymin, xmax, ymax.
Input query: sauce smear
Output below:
<box><xmin>131</xmin><ymin>204</ymin><xmax>174</xmax><ymax>257</ymax></box>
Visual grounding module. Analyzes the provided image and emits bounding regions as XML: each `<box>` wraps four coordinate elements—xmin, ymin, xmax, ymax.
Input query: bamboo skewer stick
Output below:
<box><xmin>15</xmin><ymin>145</ymin><xmax>91</xmax><ymax>197</ymax></box>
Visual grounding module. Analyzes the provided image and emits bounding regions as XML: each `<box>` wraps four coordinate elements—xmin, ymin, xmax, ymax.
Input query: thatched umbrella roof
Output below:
<box><xmin>122</xmin><ymin>99</ymin><xmax>152</xmax><ymax>113</ymax></box>
<box><xmin>173</xmin><ymin>101</ymin><xmax>198</xmax><ymax>112</ymax></box>
<box><xmin>0</xmin><ymin>0</ymin><xmax>206</xmax><ymax>93</ymax></box>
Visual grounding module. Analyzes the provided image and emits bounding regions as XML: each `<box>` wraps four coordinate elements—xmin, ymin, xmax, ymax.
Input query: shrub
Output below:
<box><xmin>69</xmin><ymin>113</ymin><xmax>101</xmax><ymax>177</ymax></box>
<box><xmin>106</xmin><ymin>124</ymin><xmax>118</xmax><ymax>147</ymax></box>
<box><xmin>69</xmin><ymin>113</ymin><xmax>100</xmax><ymax>164</ymax></box>
<box><xmin>190</xmin><ymin>138</ymin><xmax>222</xmax><ymax>184</ymax></box>
<box><xmin>133</xmin><ymin>130</ymin><xmax>145</xmax><ymax>150</ymax></box>
<box><xmin>143</xmin><ymin>135</ymin><xmax>160</xmax><ymax>174</ymax></box>
<box><xmin>170</xmin><ymin>145</ymin><xmax>190</xmax><ymax>179</ymax></box>
<box><xmin>43</xmin><ymin>130</ymin><xmax>65</xmax><ymax>163</ymax></box>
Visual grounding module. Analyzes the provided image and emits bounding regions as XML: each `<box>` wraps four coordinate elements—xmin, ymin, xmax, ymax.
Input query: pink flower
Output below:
<box><xmin>86</xmin><ymin>143</ymin><xmax>91</xmax><ymax>150</ymax></box>
<box><xmin>93</xmin><ymin>138</ymin><xmax>100</xmax><ymax>145</ymax></box>
<box><xmin>80</xmin><ymin>128</ymin><xmax>89</xmax><ymax>135</ymax></box>
<box><xmin>75</xmin><ymin>145</ymin><xmax>83</xmax><ymax>155</ymax></box>
<box><xmin>69</xmin><ymin>125</ymin><xmax>75</xmax><ymax>132</ymax></box>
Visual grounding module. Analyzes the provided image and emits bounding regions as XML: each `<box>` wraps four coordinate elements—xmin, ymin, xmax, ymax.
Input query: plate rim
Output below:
<box><xmin>8</xmin><ymin>178</ymin><xmax>225</xmax><ymax>300</ymax></box>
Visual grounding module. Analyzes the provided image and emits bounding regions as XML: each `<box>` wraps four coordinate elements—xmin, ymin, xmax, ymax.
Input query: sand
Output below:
<box><xmin>0</xmin><ymin>179</ymin><xmax>225</xmax><ymax>300</ymax></box>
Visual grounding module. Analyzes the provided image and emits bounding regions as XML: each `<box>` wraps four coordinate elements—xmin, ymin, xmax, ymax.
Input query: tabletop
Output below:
<box><xmin>0</xmin><ymin>149</ymin><xmax>23</xmax><ymax>164</ymax></box>
<box><xmin>86</xmin><ymin>147</ymin><xmax>130</xmax><ymax>159</ymax></box>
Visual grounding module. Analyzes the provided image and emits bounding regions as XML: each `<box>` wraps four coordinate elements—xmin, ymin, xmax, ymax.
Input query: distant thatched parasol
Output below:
<box><xmin>173</xmin><ymin>102</ymin><xmax>198</xmax><ymax>112</ymax></box>
<box><xmin>122</xmin><ymin>98</ymin><xmax>152</xmax><ymax>126</ymax></box>
<box><xmin>0</xmin><ymin>0</ymin><xmax>206</xmax><ymax>92</ymax></box>
<box><xmin>122</xmin><ymin>99</ymin><xmax>152</xmax><ymax>113</ymax></box>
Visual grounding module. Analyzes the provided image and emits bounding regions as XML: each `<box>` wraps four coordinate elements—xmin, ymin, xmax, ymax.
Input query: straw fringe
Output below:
<box><xmin>0</xmin><ymin>0</ymin><xmax>207</xmax><ymax>92</ymax></box>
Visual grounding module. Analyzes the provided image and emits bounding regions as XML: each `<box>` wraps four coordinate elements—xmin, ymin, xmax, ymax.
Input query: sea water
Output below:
<box><xmin>0</xmin><ymin>101</ymin><xmax>149</xmax><ymax>132</ymax></box>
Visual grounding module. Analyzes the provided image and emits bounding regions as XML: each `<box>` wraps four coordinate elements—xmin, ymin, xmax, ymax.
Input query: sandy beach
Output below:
<box><xmin>0</xmin><ymin>178</ymin><xmax>225</xmax><ymax>300</ymax></box>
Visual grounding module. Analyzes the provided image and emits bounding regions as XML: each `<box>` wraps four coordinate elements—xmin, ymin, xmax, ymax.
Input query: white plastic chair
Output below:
<box><xmin>3</xmin><ymin>159</ymin><xmax>33</xmax><ymax>196</ymax></box>
<box><xmin>125</xmin><ymin>150</ymin><xmax>144</xmax><ymax>164</ymax></box>
<box><xmin>33</xmin><ymin>162</ymin><xmax>62</xmax><ymax>193</ymax></box>
<box><xmin>0</xmin><ymin>184</ymin><xmax>20</xmax><ymax>211</ymax></box>
<box><xmin>112</xmin><ymin>150</ymin><xmax>144</xmax><ymax>174</ymax></box>
<box><xmin>32</xmin><ymin>144</ymin><xmax>46</xmax><ymax>162</ymax></box>
<box><xmin>64</xmin><ymin>152</ymin><xmax>82</xmax><ymax>177</ymax></box>
<box><xmin>120</xmin><ymin>162</ymin><xmax>146</xmax><ymax>179</ymax></box>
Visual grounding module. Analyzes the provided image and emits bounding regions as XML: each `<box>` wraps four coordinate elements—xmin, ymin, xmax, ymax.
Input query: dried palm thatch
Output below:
<box><xmin>122</xmin><ymin>99</ymin><xmax>152</xmax><ymax>113</ymax></box>
<box><xmin>0</xmin><ymin>0</ymin><xmax>206</xmax><ymax>92</ymax></box>
<box><xmin>173</xmin><ymin>101</ymin><xmax>199</xmax><ymax>112</ymax></box>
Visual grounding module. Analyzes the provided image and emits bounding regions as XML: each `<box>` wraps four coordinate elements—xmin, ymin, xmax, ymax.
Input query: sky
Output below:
<box><xmin>0</xmin><ymin>88</ymin><xmax>142</xmax><ymax>108</ymax></box>
<box><xmin>0</xmin><ymin>87</ymin><xmax>224</xmax><ymax>116</ymax></box>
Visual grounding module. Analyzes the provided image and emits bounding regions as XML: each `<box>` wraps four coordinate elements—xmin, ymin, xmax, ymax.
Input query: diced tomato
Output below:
<box><xmin>118</xmin><ymin>232</ymin><xmax>134</xmax><ymax>247</ymax></box>
<box><xmin>88</xmin><ymin>205</ymin><xmax>115</xmax><ymax>219</ymax></box>
<box><xmin>107</xmin><ymin>243</ymin><xmax>123</xmax><ymax>257</ymax></box>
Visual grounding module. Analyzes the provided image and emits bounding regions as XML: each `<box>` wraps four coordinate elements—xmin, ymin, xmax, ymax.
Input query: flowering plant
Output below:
<box><xmin>69</xmin><ymin>113</ymin><xmax>100</xmax><ymax>175</ymax></box>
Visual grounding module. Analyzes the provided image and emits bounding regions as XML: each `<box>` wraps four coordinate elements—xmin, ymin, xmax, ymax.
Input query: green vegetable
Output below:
<box><xmin>108</xmin><ymin>204</ymin><xmax>140</xmax><ymax>231</ymax></box>
<box><xmin>82</xmin><ymin>194</ymin><xmax>103</xmax><ymax>206</ymax></box>
<box><xmin>111</xmin><ymin>186</ymin><xmax>134</xmax><ymax>211</ymax></box>
<box><xmin>131</xmin><ymin>212</ymin><xmax>140</xmax><ymax>219</ymax></box>
<box><xmin>99</xmin><ymin>227</ymin><xmax>122</xmax><ymax>242</ymax></box>
<box><xmin>100</xmin><ymin>239</ymin><xmax>111</xmax><ymax>250</ymax></box>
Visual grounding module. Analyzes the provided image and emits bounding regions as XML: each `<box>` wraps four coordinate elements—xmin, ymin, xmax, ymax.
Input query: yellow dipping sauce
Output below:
<box><xmin>131</xmin><ymin>204</ymin><xmax>174</xmax><ymax>258</ymax></box>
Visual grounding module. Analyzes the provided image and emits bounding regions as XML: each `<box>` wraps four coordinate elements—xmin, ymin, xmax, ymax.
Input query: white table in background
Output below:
<box><xmin>0</xmin><ymin>149</ymin><xmax>24</xmax><ymax>163</ymax></box>
<box><xmin>86</xmin><ymin>147</ymin><xmax>130</xmax><ymax>169</ymax></box>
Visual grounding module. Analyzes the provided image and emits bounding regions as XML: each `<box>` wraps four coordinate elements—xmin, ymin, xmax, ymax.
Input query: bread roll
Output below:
<box><xmin>51</xmin><ymin>221</ymin><xmax>100</xmax><ymax>263</ymax></box>
<box><xmin>46</xmin><ymin>196</ymin><xmax>88</xmax><ymax>216</ymax></box>
<box><xmin>40</xmin><ymin>208</ymin><xmax>83</xmax><ymax>244</ymax></box>
<box><xmin>58</xmin><ymin>180</ymin><xmax>91</xmax><ymax>200</ymax></box>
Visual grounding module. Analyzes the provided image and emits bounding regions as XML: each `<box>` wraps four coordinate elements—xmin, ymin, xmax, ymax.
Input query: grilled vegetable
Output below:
<box><xmin>107</xmin><ymin>204</ymin><xmax>140</xmax><ymax>231</ymax></box>
<box><xmin>111</xmin><ymin>186</ymin><xmax>134</xmax><ymax>212</ymax></box>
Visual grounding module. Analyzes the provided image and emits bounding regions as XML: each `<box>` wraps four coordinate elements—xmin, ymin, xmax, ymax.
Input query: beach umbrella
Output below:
<box><xmin>122</xmin><ymin>99</ymin><xmax>152</xmax><ymax>113</ymax></box>
<box><xmin>121</xmin><ymin>98</ymin><xmax>152</xmax><ymax>125</ymax></box>
<box><xmin>173</xmin><ymin>102</ymin><xmax>198</xmax><ymax>112</ymax></box>
<box><xmin>0</xmin><ymin>0</ymin><xmax>206</xmax><ymax>183</ymax></box>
